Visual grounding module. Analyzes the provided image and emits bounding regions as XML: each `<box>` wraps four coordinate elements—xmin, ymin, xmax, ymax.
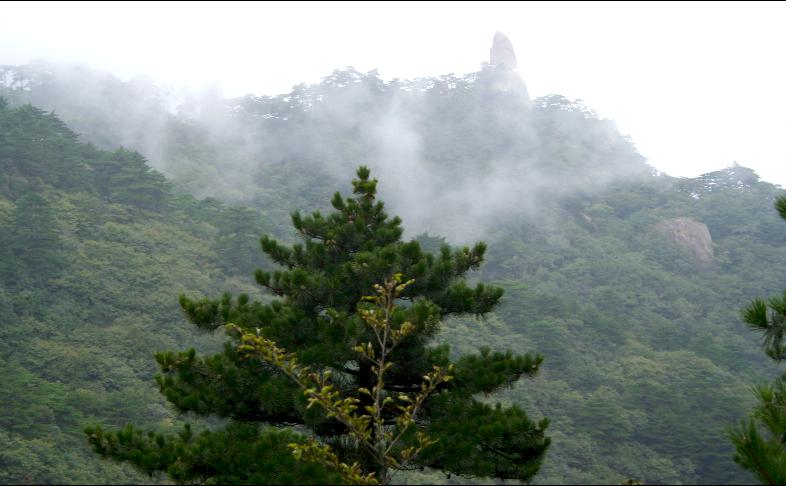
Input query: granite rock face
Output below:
<box><xmin>487</xmin><ymin>31</ymin><xmax>530</xmax><ymax>105</ymax></box>
<box><xmin>490</xmin><ymin>31</ymin><xmax>518</xmax><ymax>70</ymax></box>
<box><xmin>654</xmin><ymin>217</ymin><xmax>714</xmax><ymax>265</ymax></box>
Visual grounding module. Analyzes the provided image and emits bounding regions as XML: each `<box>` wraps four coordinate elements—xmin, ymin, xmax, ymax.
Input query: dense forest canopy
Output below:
<box><xmin>0</xmin><ymin>100</ymin><xmax>276</xmax><ymax>484</ymax></box>
<box><xmin>1</xmin><ymin>48</ymin><xmax>786</xmax><ymax>484</ymax></box>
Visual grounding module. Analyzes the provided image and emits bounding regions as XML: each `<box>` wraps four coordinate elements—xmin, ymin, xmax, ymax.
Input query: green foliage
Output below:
<box><xmin>777</xmin><ymin>196</ymin><xmax>786</xmax><ymax>220</ymax></box>
<box><xmin>237</xmin><ymin>275</ymin><xmax>454</xmax><ymax>484</ymax></box>
<box><xmin>89</xmin><ymin>148</ymin><xmax>170</xmax><ymax>211</ymax></box>
<box><xmin>0</xmin><ymin>192</ymin><xmax>64</xmax><ymax>285</ymax></box>
<box><xmin>4</xmin><ymin>62</ymin><xmax>786</xmax><ymax>484</ymax></box>
<box><xmin>730</xmin><ymin>419</ymin><xmax>786</xmax><ymax>486</ymax></box>
<box><xmin>85</xmin><ymin>422</ymin><xmax>341</xmax><ymax>484</ymax></box>
<box><xmin>89</xmin><ymin>167</ymin><xmax>549</xmax><ymax>483</ymax></box>
<box><xmin>731</xmin><ymin>199</ymin><xmax>786</xmax><ymax>484</ymax></box>
<box><xmin>0</xmin><ymin>99</ymin><xmax>271</xmax><ymax>484</ymax></box>
<box><xmin>743</xmin><ymin>294</ymin><xmax>786</xmax><ymax>361</ymax></box>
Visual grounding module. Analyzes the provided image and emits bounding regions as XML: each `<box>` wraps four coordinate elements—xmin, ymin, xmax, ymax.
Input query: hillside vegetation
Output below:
<box><xmin>1</xmin><ymin>61</ymin><xmax>786</xmax><ymax>483</ymax></box>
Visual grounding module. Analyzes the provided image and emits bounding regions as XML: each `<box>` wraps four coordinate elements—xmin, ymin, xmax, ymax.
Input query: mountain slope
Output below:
<box><xmin>2</xmin><ymin>61</ymin><xmax>786</xmax><ymax>484</ymax></box>
<box><xmin>0</xmin><ymin>101</ymin><xmax>278</xmax><ymax>484</ymax></box>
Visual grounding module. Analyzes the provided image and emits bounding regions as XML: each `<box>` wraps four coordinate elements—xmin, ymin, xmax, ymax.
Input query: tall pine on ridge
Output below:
<box><xmin>86</xmin><ymin>166</ymin><xmax>549</xmax><ymax>483</ymax></box>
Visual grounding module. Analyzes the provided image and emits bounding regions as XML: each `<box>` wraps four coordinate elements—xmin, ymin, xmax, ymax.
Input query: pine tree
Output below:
<box><xmin>86</xmin><ymin>166</ymin><xmax>549</xmax><ymax>484</ymax></box>
<box><xmin>0</xmin><ymin>103</ymin><xmax>86</xmax><ymax>192</ymax></box>
<box><xmin>90</xmin><ymin>148</ymin><xmax>170</xmax><ymax>211</ymax></box>
<box><xmin>0</xmin><ymin>192</ymin><xmax>64</xmax><ymax>286</ymax></box>
<box><xmin>730</xmin><ymin>196</ymin><xmax>786</xmax><ymax>484</ymax></box>
<box><xmin>236</xmin><ymin>274</ymin><xmax>455</xmax><ymax>485</ymax></box>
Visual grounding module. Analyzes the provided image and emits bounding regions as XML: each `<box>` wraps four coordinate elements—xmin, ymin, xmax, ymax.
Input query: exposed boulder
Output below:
<box><xmin>487</xmin><ymin>31</ymin><xmax>531</xmax><ymax>106</ymax></box>
<box><xmin>654</xmin><ymin>217</ymin><xmax>714</xmax><ymax>265</ymax></box>
<box><xmin>490</xmin><ymin>31</ymin><xmax>518</xmax><ymax>70</ymax></box>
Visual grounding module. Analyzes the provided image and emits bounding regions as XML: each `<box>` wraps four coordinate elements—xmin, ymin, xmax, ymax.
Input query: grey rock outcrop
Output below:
<box><xmin>487</xmin><ymin>31</ymin><xmax>530</xmax><ymax>105</ymax></box>
<box><xmin>654</xmin><ymin>217</ymin><xmax>714</xmax><ymax>265</ymax></box>
<box><xmin>490</xmin><ymin>31</ymin><xmax>518</xmax><ymax>70</ymax></box>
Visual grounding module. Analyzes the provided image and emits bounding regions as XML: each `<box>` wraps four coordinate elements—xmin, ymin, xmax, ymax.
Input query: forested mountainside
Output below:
<box><xmin>0</xmin><ymin>100</ymin><xmax>282</xmax><ymax>483</ymax></box>
<box><xmin>0</xmin><ymin>61</ymin><xmax>652</xmax><ymax>240</ymax></box>
<box><xmin>1</xmin><ymin>58</ymin><xmax>786</xmax><ymax>484</ymax></box>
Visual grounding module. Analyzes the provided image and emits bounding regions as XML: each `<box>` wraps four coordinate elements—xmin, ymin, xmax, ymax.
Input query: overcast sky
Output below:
<box><xmin>2</xmin><ymin>1</ymin><xmax>785</xmax><ymax>187</ymax></box>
